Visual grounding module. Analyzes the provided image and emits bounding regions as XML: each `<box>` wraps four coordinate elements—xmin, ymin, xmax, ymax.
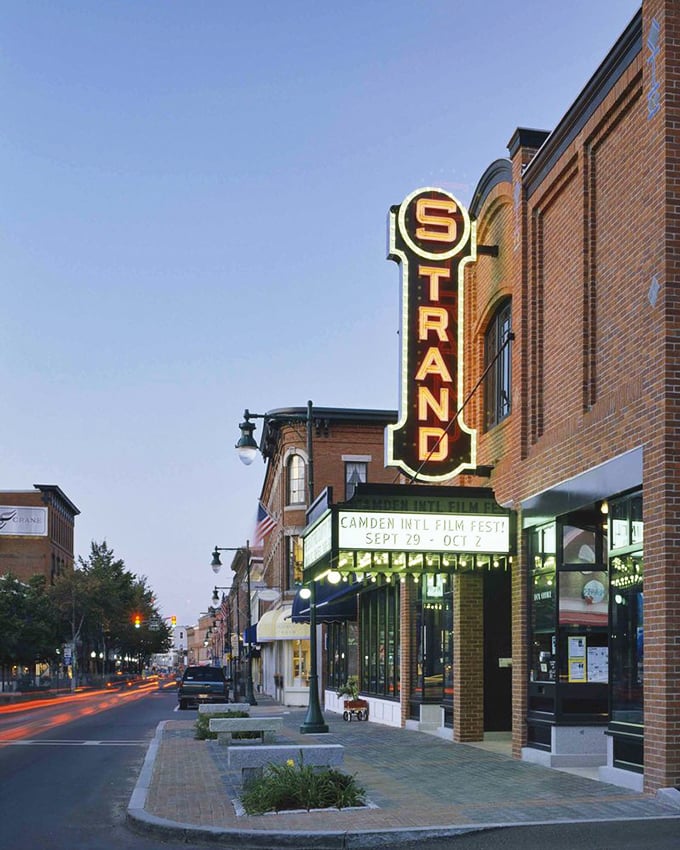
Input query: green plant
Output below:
<box><xmin>240</xmin><ymin>753</ymin><xmax>366</xmax><ymax>814</ymax></box>
<box><xmin>194</xmin><ymin>709</ymin><xmax>249</xmax><ymax>740</ymax></box>
<box><xmin>335</xmin><ymin>676</ymin><xmax>359</xmax><ymax>701</ymax></box>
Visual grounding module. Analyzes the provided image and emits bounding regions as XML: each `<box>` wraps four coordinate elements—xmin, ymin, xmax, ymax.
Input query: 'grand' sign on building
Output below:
<box><xmin>386</xmin><ymin>187</ymin><xmax>477</xmax><ymax>481</ymax></box>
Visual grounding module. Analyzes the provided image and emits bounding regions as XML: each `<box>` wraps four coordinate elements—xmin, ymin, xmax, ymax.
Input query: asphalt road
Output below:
<box><xmin>406</xmin><ymin>818</ymin><xmax>680</xmax><ymax>849</ymax></box>
<box><xmin>0</xmin><ymin>684</ymin><xmax>190</xmax><ymax>850</ymax></box>
<box><xmin>1</xmin><ymin>687</ymin><xmax>679</xmax><ymax>850</ymax></box>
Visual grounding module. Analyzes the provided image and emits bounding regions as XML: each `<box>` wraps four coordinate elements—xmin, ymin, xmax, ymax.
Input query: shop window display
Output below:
<box><xmin>527</xmin><ymin>510</ymin><xmax>609</xmax><ymax>747</ymax></box>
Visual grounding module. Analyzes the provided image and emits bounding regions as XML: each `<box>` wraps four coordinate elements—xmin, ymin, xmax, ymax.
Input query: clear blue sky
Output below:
<box><xmin>1</xmin><ymin>0</ymin><xmax>640</xmax><ymax>627</ymax></box>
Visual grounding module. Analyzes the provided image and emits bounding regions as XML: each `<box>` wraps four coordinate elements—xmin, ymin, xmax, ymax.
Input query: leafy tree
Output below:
<box><xmin>49</xmin><ymin>541</ymin><xmax>171</xmax><ymax>681</ymax></box>
<box><xmin>0</xmin><ymin>574</ymin><xmax>61</xmax><ymax>686</ymax></box>
<box><xmin>0</xmin><ymin>574</ymin><xmax>27</xmax><ymax>673</ymax></box>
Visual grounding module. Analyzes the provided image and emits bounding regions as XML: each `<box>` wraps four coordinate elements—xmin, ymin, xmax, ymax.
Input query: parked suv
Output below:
<box><xmin>177</xmin><ymin>665</ymin><xmax>228</xmax><ymax>710</ymax></box>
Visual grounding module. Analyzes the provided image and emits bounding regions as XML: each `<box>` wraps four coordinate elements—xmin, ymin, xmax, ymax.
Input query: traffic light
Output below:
<box><xmin>171</xmin><ymin>615</ymin><xmax>177</xmax><ymax>627</ymax></box>
<box><xmin>134</xmin><ymin>614</ymin><xmax>141</xmax><ymax>629</ymax></box>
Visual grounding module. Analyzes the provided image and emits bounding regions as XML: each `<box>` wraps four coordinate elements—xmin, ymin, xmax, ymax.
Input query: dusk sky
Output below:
<box><xmin>2</xmin><ymin>1</ymin><xmax>640</xmax><ymax>627</ymax></box>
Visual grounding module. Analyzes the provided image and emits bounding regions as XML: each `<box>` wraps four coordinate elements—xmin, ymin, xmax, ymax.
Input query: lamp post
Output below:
<box><xmin>236</xmin><ymin>400</ymin><xmax>328</xmax><ymax>733</ymax></box>
<box><xmin>210</xmin><ymin>542</ymin><xmax>257</xmax><ymax>706</ymax></box>
<box><xmin>210</xmin><ymin>588</ymin><xmax>230</xmax><ymax>670</ymax></box>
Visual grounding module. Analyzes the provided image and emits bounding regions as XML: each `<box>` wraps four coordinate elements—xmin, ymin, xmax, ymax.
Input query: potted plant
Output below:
<box><xmin>336</xmin><ymin>676</ymin><xmax>368</xmax><ymax>721</ymax></box>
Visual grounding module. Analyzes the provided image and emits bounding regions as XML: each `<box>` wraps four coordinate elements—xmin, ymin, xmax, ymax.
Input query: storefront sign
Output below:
<box><xmin>338</xmin><ymin>510</ymin><xmax>510</xmax><ymax>553</ymax></box>
<box><xmin>386</xmin><ymin>187</ymin><xmax>477</xmax><ymax>481</ymax></box>
<box><xmin>303</xmin><ymin>512</ymin><xmax>332</xmax><ymax>570</ymax></box>
<box><xmin>0</xmin><ymin>506</ymin><xmax>48</xmax><ymax>537</ymax></box>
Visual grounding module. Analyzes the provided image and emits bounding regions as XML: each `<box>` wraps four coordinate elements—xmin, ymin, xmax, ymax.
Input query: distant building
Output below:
<box><xmin>0</xmin><ymin>484</ymin><xmax>79</xmax><ymax>583</ymax></box>
<box><xmin>225</xmin><ymin>406</ymin><xmax>397</xmax><ymax>707</ymax></box>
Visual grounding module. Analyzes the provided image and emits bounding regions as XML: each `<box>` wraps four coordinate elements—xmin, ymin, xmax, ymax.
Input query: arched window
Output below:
<box><xmin>287</xmin><ymin>454</ymin><xmax>306</xmax><ymax>505</ymax></box>
<box><xmin>484</xmin><ymin>300</ymin><xmax>512</xmax><ymax>430</ymax></box>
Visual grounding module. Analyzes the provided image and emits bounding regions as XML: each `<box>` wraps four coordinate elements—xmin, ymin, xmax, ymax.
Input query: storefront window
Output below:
<box><xmin>286</xmin><ymin>535</ymin><xmax>304</xmax><ymax>590</ymax></box>
<box><xmin>292</xmin><ymin>639</ymin><xmax>308</xmax><ymax>687</ymax></box>
<box><xmin>359</xmin><ymin>583</ymin><xmax>399</xmax><ymax>699</ymax></box>
<box><xmin>527</xmin><ymin>510</ymin><xmax>608</xmax><ymax>733</ymax></box>
<box><xmin>609</xmin><ymin>492</ymin><xmax>644</xmax><ymax>728</ymax></box>
<box><xmin>529</xmin><ymin>524</ymin><xmax>556</xmax><ymax>683</ymax></box>
<box><xmin>326</xmin><ymin>621</ymin><xmax>358</xmax><ymax>690</ymax></box>
<box><xmin>610</xmin><ymin>555</ymin><xmax>643</xmax><ymax>724</ymax></box>
<box><xmin>556</xmin><ymin>512</ymin><xmax>608</xmax><ymax>716</ymax></box>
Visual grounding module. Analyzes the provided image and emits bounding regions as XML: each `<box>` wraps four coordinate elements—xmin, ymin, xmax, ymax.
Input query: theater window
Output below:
<box><xmin>410</xmin><ymin>572</ymin><xmax>453</xmax><ymax>724</ymax></box>
<box><xmin>326</xmin><ymin>621</ymin><xmax>358</xmax><ymax>691</ymax></box>
<box><xmin>484</xmin><ymin>300</ymin><xmax>512</xmax><ymax>430</ymax></box>
<box><xmin>359</xmin><ymin>582</ymin><xmax>400</xmax><ymax>699</ymax></box>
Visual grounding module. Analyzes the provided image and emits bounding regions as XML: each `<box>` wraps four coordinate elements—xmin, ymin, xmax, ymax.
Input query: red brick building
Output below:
<box><xmin>225</xmin><ymin>406</ymin><xmax>396</xmax><ymax>707</ymax></box>
<box><xmin>300</xmin><ymin>0</ymin><xmax>676</xmax><ymax>795</ymax></box>
<box><xmin>449</xmin><ymin>0</ymin><xmax>678</xmax><ymax>793</ymax></box>
<box><xmin>228</xmin><ymin>0</ymin><xmax>679</xmax><ymax>795</ymax></box>
<box><xmin>0</xmin><ymin>485</ymin><xmax>79</xmax><ymax>583</ymax></box>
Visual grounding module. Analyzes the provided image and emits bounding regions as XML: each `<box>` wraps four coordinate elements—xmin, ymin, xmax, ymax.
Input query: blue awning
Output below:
<box><xmin>291</xmin><ymin>581</ymin><xmax>360</xmax><ymax>623</ymax></box>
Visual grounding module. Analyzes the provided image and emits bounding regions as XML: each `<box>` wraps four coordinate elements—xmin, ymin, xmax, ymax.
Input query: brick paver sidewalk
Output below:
<box><xmin>137</xmin><ymin>703</ymin><xmax>680</xmax><ymax>842</ymax></box>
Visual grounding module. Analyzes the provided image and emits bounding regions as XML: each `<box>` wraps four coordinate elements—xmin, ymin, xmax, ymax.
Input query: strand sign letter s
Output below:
<box><xmin>386</xmin><ymin>187</ymin><xmax>477</xmax><ymax>481</ymax></box>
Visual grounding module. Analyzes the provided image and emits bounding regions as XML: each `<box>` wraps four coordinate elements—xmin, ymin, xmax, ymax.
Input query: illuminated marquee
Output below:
<box><xmin>338</xmin><ymin>510</ymin><xmax>510</xmax><ymax>553</ymax></box>
<box><xmin>386</xmin><ymin>187</ymin><xmax>477</xmax><ymax>481</ymax></box>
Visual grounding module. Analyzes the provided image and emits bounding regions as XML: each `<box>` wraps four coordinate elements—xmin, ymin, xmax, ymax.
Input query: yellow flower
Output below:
<box><xmin>286</xmin><ymin>759</ymin><xmax>295</xmax><ymax>767</ymax></box>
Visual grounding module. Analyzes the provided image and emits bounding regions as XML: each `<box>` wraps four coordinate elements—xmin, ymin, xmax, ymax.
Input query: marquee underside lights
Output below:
<box><xmin>386</xmin><ymin>187</ymin><xmax>477</xmax><ymax>481</ymax></box>
<box><xmin>334</xmin><ymin>550</ymin><xmax>512</xmax><ymax>583</ymax></box>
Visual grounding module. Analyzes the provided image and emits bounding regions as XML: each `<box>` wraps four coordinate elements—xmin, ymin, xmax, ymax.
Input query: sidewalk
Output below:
<box><xmin>127</xmin><ymin>696</ymin><xmax>680</xmax><ymax>849</ymax></box>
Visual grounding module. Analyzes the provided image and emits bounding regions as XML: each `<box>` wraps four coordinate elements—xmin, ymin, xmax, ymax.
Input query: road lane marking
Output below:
<box><xmin>2</xmin><ymin>739</ymin><xmax>147</xmax><ymax>746</ymax></box>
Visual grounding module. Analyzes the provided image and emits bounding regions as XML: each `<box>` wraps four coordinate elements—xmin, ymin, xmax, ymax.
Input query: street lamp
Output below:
<box><xmin>212</xmin><ymin>585</ymin><xmax>230</xmax><ymax>606</ymax></box>
<box><xmin>235</xmin><ymin>400</ymin><xmax>328</xmax><ymax>734</ymax></box>
<box><xmin>211</xmin><ymin>542</ymin><xmax>257</xmax><ymax>706</ymax></box>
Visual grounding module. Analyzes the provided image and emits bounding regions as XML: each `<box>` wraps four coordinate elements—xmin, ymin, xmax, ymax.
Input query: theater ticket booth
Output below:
<box><xmin>303</xmin><ymin>483</ymin><xmax>516</xmax><ymax>740</ymax></box>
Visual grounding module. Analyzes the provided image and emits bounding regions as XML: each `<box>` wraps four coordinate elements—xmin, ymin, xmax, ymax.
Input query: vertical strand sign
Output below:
<box><xmin>386</xmin><ymin>187</ymin><xmax>477</xmax><ymax>481</ymax></box>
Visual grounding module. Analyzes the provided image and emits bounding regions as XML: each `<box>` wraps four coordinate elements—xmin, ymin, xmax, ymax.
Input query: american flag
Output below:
<box><xmin>254</xmin><ymin>501</ymin><xmax>277</xmax><ymax>545</ymax></box>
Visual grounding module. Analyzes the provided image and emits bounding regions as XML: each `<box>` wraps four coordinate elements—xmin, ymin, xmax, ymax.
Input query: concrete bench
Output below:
<box><xmin>228</xmin><ymin>743</ymin><xmax>344</xmax><ymax>785</ymax></box>
<box><xmin>198</xmin><ymin>704</ymin><xmax>248</xmax><ymax>716</ymax></box>
<box><xmin>209</xmin><ymin>715</ymin><xmax>283</xmax><ymax>746</ymax></box>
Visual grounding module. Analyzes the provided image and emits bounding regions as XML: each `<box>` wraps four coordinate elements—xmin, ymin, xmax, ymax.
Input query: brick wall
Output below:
<box><xmin>456</xmin><ymin>0</ymin><xmax>680</xmax><ymax>791</ymax></box>
<box><xmin>0</xmin><ymin>488</ymin><xmax>76</xmax><ymax>583</ymax></box>
<box><xmin>453</xmin><ymin>571</ymin><xmax>484</xmax><ymax>742</ymax></box>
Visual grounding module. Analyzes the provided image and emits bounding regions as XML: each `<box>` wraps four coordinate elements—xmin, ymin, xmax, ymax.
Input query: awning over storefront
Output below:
<box><xmin>291</xmin><ymin>581</ymin><xmax>360</xmax><ymax>623</ymax></box>
<box><xmin>243</xmin><ymin>624</ymin><xmax>258</xmax><ymax>644</ymax></box>
<box><xmin>256</xmin><ymin>606</ymin><xmax>309</xmax><ymax>642</ymax></box>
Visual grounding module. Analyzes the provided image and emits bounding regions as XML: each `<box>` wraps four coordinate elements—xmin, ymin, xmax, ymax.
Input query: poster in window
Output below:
<box><xmin>559</xmin><ymin>570</ymin><xmax>608</xmax><ymax>626</ymax></box>
<box><xmin>568</xmin><ymin>635</ymin><xmax>586</xmax><ymax>683</ymax></box>
<box><xmin>569</xmin><ymin>660</ymin><xmax>586</xmax><ymax>682</ymax></box>
<box><xmin>587</xmin><ymin>646</ymin><xmax>608</xmax><ymax>683</ymax></box>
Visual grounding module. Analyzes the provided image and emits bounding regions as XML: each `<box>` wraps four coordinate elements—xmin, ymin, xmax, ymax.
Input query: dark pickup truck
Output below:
<box><xmin>178</xmin><ymin>665</ymin><xmax>228</xmax><ymax>709</ymax></box>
